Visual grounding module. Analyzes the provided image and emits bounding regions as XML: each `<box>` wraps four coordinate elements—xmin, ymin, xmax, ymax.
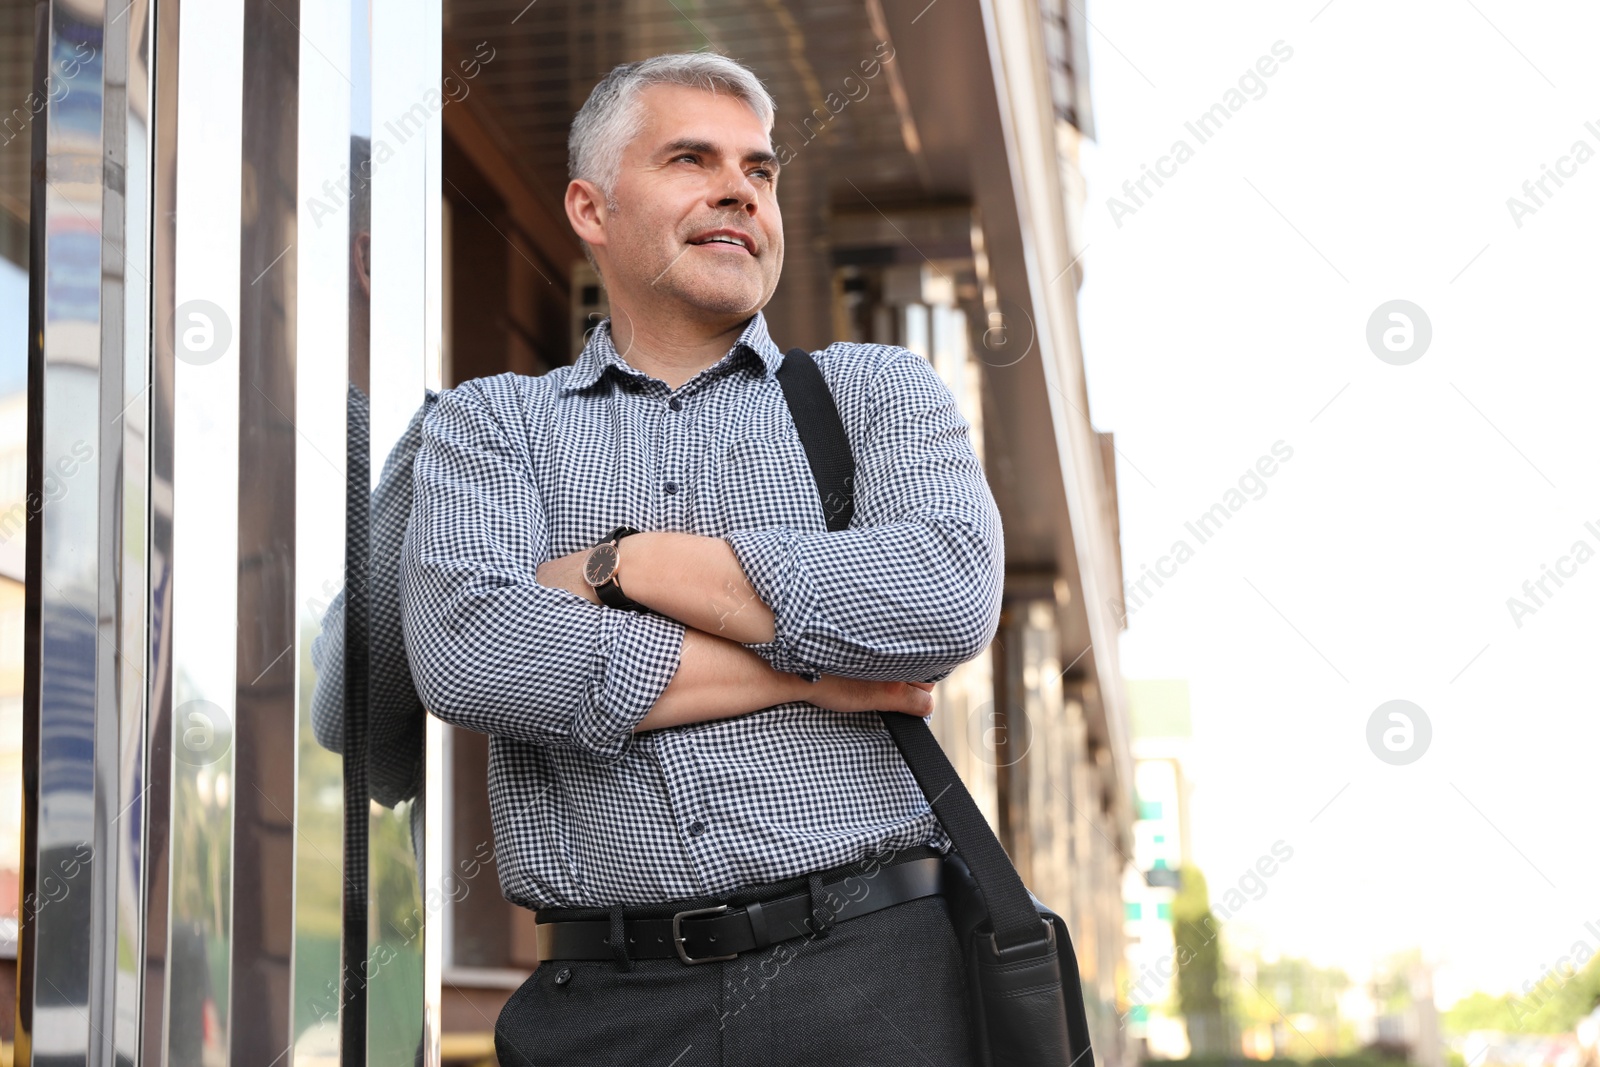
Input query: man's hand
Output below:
<box><xmin>535</xmin><ymin>547</ymin><xmax>600</xmax><ymax>605</ymax></box>
<box><xmin>804</xmin><ymin>678</ymin><xmax>934</xmax><ymax>718</ymax></box>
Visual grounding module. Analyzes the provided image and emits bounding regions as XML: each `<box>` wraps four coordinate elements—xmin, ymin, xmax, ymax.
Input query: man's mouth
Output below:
<box><xmin>688</xmin><ymin>229</ymin><xmax>755</xmax><ymax>255</ymax></box>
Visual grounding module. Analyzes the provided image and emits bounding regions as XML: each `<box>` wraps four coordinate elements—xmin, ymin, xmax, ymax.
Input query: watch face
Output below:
<box><xmin>584</xmin><ymin>543</ymin><xmax>619</xmax><ymax>586</ymax></box>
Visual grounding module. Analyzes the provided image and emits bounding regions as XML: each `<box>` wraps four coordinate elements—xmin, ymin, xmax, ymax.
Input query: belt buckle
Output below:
<box><xmin>671</xmin><ymin>903</ymin><xmax>739</xmax><ymax>965</ymax></box>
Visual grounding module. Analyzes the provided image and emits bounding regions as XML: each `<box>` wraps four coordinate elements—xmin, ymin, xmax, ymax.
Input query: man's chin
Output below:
<box><xmin>663</xmin><ymin>278</ymin><xmax>772</xmax><ymax>321</ymax></box>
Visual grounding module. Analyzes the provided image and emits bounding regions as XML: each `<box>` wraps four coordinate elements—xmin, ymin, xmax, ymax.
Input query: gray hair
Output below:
<box><xmin>568</xmin><ymin>53</ymin><xmax>776</xmax><ymax>203</ymax></box>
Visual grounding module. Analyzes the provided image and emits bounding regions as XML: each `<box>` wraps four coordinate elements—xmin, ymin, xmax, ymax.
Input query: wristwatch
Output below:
<box><xmin>584</xmin><ymin>525</ymin><xmax>648</xmax><ymax>612</ymax></box>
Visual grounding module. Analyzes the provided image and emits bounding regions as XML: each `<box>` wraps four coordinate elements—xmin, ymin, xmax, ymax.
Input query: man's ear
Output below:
<box><xmin>565</xmin><ymin>178</ymin><xmax>609</xmax><ymax>251</ymax></box>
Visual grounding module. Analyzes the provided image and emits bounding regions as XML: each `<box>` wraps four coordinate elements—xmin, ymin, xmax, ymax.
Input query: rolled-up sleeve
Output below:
<box><xmin>400</xmin><ymin>376</ymin><xmax>686</xmax><ymax>762</ymax></box>
<box><xmin>308</xmin><ymin>585</ymin><xmax>347</xmax><ymax>752</ymax></box>
<box><xmin>722</xmin><ymin>347</ymin><xmax>1004</xmax><ymax>683</ymax></box>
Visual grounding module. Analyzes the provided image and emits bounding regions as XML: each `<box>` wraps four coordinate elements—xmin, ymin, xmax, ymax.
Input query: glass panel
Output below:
<box><xmin>292</xmin><ymin>2</ymin><xmax>384</xmax><ymax>1061</ymax></box>
<box><xmin>230</xmin><ymin>0</ymin><xmax>309</xmax><ymax>1054</ymax></box>
<box><xmin>98</xmin><ymin>0</ymin><xmax>154</xmax><ymax>1060</ymax></box>
<box><xmin>340</xmin><ymin>5</ymin><xmax>375</xmax><ymax>1058</ymax></box>
<box><xmin>324</xmin><ymin>0</ymin><xmax>445</xmax><ymax>1062</ymax></box>
<box><xmin>26</xmin><ymin>3</ymin><xmax>105</xmax><ymax>1059</ymax></box>
<box><xmin>295</xmin><ymin>2</ymin><xmax>354</xmax><ymax>1061</ymax></box>
<box><xmin>1</xmin><ymin>0</ymin><xmax>30</xmax><ymax>1015</ymax></box>
<box><xmin>367</xmin><ymin>0</ymin><xmax>439</xmax><ymax>1052</ymax></box>
<box><xmin>165</xmin><ymin>0</ymin><xmax>244</xmax><ymax>1061</ymax></box>
<box><xmin>143</xmin><ymin>0</ymin><xmax>180</xmax><ymax>1057</ymax></box>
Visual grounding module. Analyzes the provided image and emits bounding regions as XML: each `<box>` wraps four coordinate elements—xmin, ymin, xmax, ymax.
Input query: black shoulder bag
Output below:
<box><xmin>775</xmin><ymin>347</ymin><xmax>1097</xmax><ymax>1067</ymax></box>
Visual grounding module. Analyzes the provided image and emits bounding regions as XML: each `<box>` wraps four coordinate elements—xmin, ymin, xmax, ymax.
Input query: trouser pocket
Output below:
<box><xmin>494</xmin><ymin>962</ymin><xmax>549</xmax><ymax>1067</ymax></box>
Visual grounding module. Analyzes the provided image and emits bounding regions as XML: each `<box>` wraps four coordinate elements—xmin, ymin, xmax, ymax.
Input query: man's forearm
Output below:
<box><xmin>635</xmin><ymin>626</ymin><xmax>938</xmax><ymax>732</ymax></box>
<box><xmin>634</xmin><ymin>627</ymin><xmax>801</xmax><ymax>731</ymax></box>
<box><xmin>609</xmin><ymin>521</ymin><xmax>999</xmax><ymax>685</ymax></box>
<box><xmin>618</xmin><ymin>531</ymin><xmax>776</xmax><ymax>644</ymax></box>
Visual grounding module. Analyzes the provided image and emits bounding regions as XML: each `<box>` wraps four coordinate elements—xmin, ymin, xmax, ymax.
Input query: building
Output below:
<box><xmin>1121</xmin><ymin>679</ymin><xmax>1198</xmax><ymax>1059</ymax></box>
<box><xmin>5</xmin><ymin>0</ymin><xmax>1132</xmax><ymax>1062</ymax></box>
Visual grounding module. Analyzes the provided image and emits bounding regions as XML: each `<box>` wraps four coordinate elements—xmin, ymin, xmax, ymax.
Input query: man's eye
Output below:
<box><xmin>750</xmin><ymin>168</ymin><xmax>774</xmax><ymax>182</ymax></box>
<box><xmin>673</xmin><ymin>154</ymin><xmax>698</xmax><ymax>164</ymax></box>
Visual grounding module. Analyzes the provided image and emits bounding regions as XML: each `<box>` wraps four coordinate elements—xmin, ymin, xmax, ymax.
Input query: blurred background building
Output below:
<box><xmin>1122</xmin><ymin>679</ymin><xmax>1198</xmax><ymax>1059</ymax></box>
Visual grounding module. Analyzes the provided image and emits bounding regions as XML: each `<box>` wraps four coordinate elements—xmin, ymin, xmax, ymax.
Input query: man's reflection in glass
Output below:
<box><xmin>307</xmin><ymin>136</ymin><xmax>435</xmax><ymax>1048</ymax></box>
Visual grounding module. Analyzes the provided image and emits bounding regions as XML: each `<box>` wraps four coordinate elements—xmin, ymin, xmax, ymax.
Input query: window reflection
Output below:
<box><xmin>304</xmin><ymin>118</ymin><xmax>437</xmax><ymax>1059</ymax></box>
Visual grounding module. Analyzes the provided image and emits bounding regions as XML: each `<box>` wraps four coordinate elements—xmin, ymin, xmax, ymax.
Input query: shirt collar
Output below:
<box><xmin>559</xmin><ymin>311</ymin><xmax>786</xmax><ymax>394</ymax></box>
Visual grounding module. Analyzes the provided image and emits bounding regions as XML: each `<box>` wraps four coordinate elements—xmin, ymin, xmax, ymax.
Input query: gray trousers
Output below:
<box><xmin>495</xmin><ymin>845</ymin><xmax>978</xmax><ymax>1066</ymax></box>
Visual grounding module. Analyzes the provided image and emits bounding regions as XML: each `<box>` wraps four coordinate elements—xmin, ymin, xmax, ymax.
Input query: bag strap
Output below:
<box><xmin>774</xmin><ymin>346</ymin><xmax>1049</xmax><ymax>954</ymax></box>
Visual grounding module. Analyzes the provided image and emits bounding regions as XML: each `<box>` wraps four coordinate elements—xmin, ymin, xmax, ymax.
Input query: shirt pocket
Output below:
<box><xmin>715</xmin><ymin>433</ymin><xmax>827</xmax><ymax>533</ymax></box>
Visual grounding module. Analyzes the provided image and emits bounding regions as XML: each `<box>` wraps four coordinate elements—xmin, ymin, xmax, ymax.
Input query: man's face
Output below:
<box><xmin>585</xmin><ymin>83</ymin><xmax>784</xmax><ymax>324</ymax></box>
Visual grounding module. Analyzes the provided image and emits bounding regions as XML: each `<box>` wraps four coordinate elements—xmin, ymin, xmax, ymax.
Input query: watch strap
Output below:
<box><xmin>595</xmin><ymin>574</ymin><xmax>646</xmax><ymax>612</ymax></box>
<box><xmin>594</xmin><ymin>526</ymin><xmax>647</xmax><ymax>612</ymax></box>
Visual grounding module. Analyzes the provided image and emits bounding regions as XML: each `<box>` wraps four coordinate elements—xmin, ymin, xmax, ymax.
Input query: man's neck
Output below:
<box><xmin>606</xmin><ymin>305</ymin><xmax>754</xmax><ymax>392</ymax></box>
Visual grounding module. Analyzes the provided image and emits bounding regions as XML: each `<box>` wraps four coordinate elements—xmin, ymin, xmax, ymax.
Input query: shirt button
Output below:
<box><xmin>554</xmin><ymin>967</ymin><xmax>572</xmax><ymax>985</ymax></box>
<box><xmin>664</xmin><ymin>481</ymin><xmax>678</xmax><ymax>495</ymax></box>
<box><xmin>669</xmin><ymin>397</ymin><xmax>683</xmax><ymax>411</ymax></box>
<box><xmin>688</xmin><ymin>819</ymin><xmax>706</xmax><ymax>836</ymax></box>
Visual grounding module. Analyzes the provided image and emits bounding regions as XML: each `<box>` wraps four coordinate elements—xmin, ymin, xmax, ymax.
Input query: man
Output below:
<box><xmin>401</xmin><ymin>52</ymin><xmax>1004</xmax><ymax>1066</ymax></box>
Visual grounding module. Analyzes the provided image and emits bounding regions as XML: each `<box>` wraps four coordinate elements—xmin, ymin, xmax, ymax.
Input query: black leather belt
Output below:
<box><xmin>535</xmin><ymin>856</ymin><xmax>946</xmax><ymax>965</ymax></box>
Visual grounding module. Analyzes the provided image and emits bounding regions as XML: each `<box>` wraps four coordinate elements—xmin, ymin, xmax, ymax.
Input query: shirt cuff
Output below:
<box><xmin>721</xmin><ymin>527</ymin><xmax>821</xmax><ymax>681</ymax></box>
<box><xmin>575</xmin><ymin>607</ymin><xmax>687</xmax><ymax>760</ymax></box>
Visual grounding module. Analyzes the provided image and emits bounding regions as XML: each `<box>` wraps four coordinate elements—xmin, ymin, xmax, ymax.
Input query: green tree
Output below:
<box><xmin>1442</xmin><ymin>953</ymin><xmax>1600</xmax><ymax>1035</ymax></box>
<box><xmin>1173</xmin><ymin>866</ymin><xmax>1229</xmax><ymax>1054</ymax></box>
<box><xmin>1443</xmin><ymin>991</ymin><xmax>1519</xmax><ymax>1033</ymax></box>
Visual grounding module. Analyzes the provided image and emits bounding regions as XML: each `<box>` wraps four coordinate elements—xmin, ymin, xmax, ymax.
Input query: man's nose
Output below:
<box><xmin>712</xmin><ymin>168</ymin><xmax>760</xmax><ymax>214</ymax></box>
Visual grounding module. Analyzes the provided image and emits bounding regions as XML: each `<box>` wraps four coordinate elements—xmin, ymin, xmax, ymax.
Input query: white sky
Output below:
<box><xmin>1075</xmin><ymin>0</ymin><xmax>1600</xmax><ymax>1004</ymax></box>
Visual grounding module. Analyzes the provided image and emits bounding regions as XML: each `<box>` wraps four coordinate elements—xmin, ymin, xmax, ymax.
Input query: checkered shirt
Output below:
<box><xmin>400</xmin><ymin>311</ymin><xmax>1004</xmax><ymax>909</ymax></box>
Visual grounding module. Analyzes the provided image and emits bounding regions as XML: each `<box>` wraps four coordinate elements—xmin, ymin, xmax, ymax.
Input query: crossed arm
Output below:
<box><xmin>531</xmin><ymin>532</ymin><xmax>804</xmax><ymax>732</ymax></box>
<box><xmin>400</xmin><ymin>350</ymin><xmax>1003</xmax><ymax>759</ymax></box>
